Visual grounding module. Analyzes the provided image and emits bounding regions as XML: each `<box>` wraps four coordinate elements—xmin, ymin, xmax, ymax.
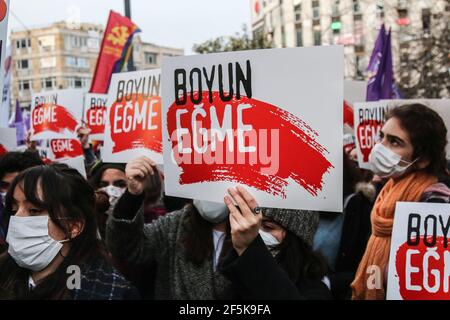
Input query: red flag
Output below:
<box><xmin>90</xmin><ymin>11</ymin><xmax>140</xmax><ymax>94</ymax></box>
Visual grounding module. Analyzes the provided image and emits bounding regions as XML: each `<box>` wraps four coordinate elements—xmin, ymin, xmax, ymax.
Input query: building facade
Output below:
<box><xmin>11</xmin><ymin>22</ymin><xmax>184</xmax><ymax>110</ymax></box>
<box><xmin>250</xmin><ymin>0</ymin><xmax>449</xmax><ymax>82</ymax></box>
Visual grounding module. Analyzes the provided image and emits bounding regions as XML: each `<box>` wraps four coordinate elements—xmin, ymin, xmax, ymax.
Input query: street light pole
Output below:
<box><xmin>124</xmin><ymin>0</ymin><xmax>135</xmax><ymax>71</ymax></box>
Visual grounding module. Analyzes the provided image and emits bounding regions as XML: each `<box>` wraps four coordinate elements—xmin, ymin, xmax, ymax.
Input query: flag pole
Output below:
<box><xmin>124</xmin><ymin>0</ymin><xmax>135</xmax><ymax>71</ymax></box>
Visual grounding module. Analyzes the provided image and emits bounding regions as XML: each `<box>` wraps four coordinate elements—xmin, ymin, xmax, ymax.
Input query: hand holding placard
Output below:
<box><xmin>125</xmin><ymin>156</ymin><xmax>157</xmax><ymax>196</ymax></box>
<box><xmin>224</xmin><ymin>186</ymin><xmax>262</xmax><ymax>256</ymax></box>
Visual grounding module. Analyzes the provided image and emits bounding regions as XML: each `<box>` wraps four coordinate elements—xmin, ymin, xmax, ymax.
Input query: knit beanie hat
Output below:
<box><xmin>260</xmin><ymin>208</ymin><xmax>319</xmax><ymax>246</ymax></box>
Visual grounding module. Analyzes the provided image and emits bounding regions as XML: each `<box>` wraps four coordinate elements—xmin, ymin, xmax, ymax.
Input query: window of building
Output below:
<box><xmin>376</xmin><ymin>0</ymin><xmax>384</xmax><ymax>19</ymax></box>
<box><xmin>331</xmin><ymin>17</ymin><xmax>342</xmax><ymax>35</ymax></box>
<box><xmin>65</xmin><ymin>57</ymin><xmax>89</xmax><ymax>69</ymax></box>
<box><xmin>314</xmin><ymin>30</ymin><xmax>321</xmax><ymax>46</ymax></box>
<box><xmin>398</xmin><ymin>0</ymin><xmax>408</xmax><ymax>8</ymax></box>
<box><xmin>422</xmin><ymin>8</ymin><xmax>431</xmax><ymax>35</ymax></box>
<box><xmin>312</xmin><ymin>1</ymin><xmax>320</xmax><ymax>20</ymax></box>
<box><xmin>65</xmin><ymin>35</ymin><xmax>88</xmax><ymax>50</ymax></box>
<box><xmin>353</xmin><ymin>0</ymin><xmax>361</xmax><ymax>14</ymax></box>
<box><xmin>16</xmin><ymin>39</ymin><xmax>31</xmax><ymax>49</ymax></box>
<box><xmin>281</xmin><ymin>26</ymin><xmax>286</xmax><ymax>47</ymax></box>
<box><xmin>294</xmin><ymin>4</ymin><xmax>302</xmax><ymax>22</ymax></box>
<box><xmin>38</xmin><ymin>36</ymin><xmax>55</xmax><ymax>52</ymax></box>
<box><xmin>19</xmin><ymin>80</ymin><xmax>31</xmax><ymax>91</ymax></box>
<box><xmin>17</xmin><ymin>60</ymin><xmax>29</xmax><ymax>70</ymax></box>
<box><xmin>295</xmin><ymin>24</ymin><xmax>303</xmax><ymax>47</ymax></box>
<box><xmin>41</xmin><ymin>77</ymin><xmax>57</xmax><ymax>90</ymax></box>
<box><xmin>397</xmin><ymin>8</ymin><xmax>409</xmax><ymax>25</ymax></box>
<box><xmin>145</xmin><ymin>52</ymin><xmax>157</xmax><ymax>65</ymax></box>
<box><xmin>68</xmin><ymin>77</ymin><xmax>88</xmax><ymax>89</ymax></box>
<box><xmin>332</xmin><ymin>0</ymin><xmax>340</xmax><ymax>17</ymax></box>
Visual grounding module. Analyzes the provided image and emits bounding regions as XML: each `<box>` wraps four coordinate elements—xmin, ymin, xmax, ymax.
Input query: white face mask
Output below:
<box><xmin>259</xmin><ymin>229</ymin><xmax>280</xmax><ymax>248</ymax></box>
<box><xmin>6</xmin><ymin>216</ymin><xmax>69</xmax><ymax>272</ymax></box>
<box><xmin>369</xmin><ymin>143</ymin><xmax>417</xmax><ymax>179</ymax></box>
<box><xmin>102</xmin><ymin>185</ymin><xmax>126</xmax><ymax>204</ymax></box>
<box><xmin>0</xmin><ymin>192</ymin><xmax>6</xmax><ymax>206</ymax></box>
<box><xmin>193</xmin><ymin>199</ymin><xmax>229</xmax><ymax>223</ymax></box>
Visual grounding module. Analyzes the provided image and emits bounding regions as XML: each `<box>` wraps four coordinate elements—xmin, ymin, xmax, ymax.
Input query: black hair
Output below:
<box><xmin>386</xmin><ymin>104</ymin><xmax>448</xmax><ymax>176</ymax></box>
<box><xmin>275</xmin><ymin>231</ymin><xmax>329</xmax><ymax>283</ymax></box>
<box><xmin>88</xmin><ymin>161</ymin><xmax>126</xmax><ymax>190</ymax></box>
<box><xmin>181</xmin><ymin>204</ymin><xmax>231</xmax><ymax>266</ymax></box>
<box><xmin>0</xmin><ymin>151</ymin><xmax>44</xmax><ymax>181</ymax></box>
<box><xmin>0</xmin><ymin>163</ymin><xmax>106</xmax><ymax>299</ymax></box>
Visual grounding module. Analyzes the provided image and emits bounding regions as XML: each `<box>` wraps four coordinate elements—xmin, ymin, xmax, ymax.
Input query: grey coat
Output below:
<box><xmin>105</xmin><ymin>206</ymin><xmax>232</xmax><ymax>300</ymax></box>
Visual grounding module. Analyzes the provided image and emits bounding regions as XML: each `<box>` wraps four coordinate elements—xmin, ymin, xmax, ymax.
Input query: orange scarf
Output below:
<box><xmin>351</xmin><ymin>171</ymin><xmax>437</xmax><ymax>300</ymax></box>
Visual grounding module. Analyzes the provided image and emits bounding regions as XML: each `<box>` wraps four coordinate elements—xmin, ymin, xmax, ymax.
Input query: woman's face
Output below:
<box><xmin>98</xmin><ymin>169</ymin><xmax>127</xmax><ymax>189</ymax></box>
<box><xmin>379</xmin><ymin>117</ymin><xmax>415</xmax><ymax>162</ymax></box>
<box><xmin>261</xmin><ymin>218</ymin><xmax>286</xmax><ymax>243</ymax></box>
<box><xmin>10</xmin><ymin>184</ymin><xmax>67</xmax><ymax>242</ymax></box>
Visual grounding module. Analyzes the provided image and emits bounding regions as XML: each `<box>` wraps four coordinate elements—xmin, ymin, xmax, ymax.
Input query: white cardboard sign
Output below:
<box><xmin>162</xmin><ymin>46</ymin><xmax>344</xmax><ymax>212</ymax></box>
<box><xmin>387</xmin><ymin>202</ymin><xmax>450</xmax><ymax>300</ymax></box>
<box><xmin>103</xmin><ymin>69</ymin><xmax>162</xmax><ymax>163</ymax></box>
<box><xmin>31</xmin><ymin>89</ymin><xmax>84</xmax><ymax>141</ymax></box>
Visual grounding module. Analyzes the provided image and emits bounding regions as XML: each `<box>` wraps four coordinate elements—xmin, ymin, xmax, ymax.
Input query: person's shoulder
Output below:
<box><xmin>297</xmin><ymin>278</ymin><xmax>333</xmax><ymax>300</ymax></box>
<box><xmin>420</xmin><ymin>182</ymin><xmax>450</xmax><ymax>203</ymax></box>
<box><xmin>72</xmin><ymin>255</ymin><xmax>139</xmax><ymax>300</ymax></box>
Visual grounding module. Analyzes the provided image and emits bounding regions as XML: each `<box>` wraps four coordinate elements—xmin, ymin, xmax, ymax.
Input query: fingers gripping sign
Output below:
<box><xmin>224</xmin><ymin>186</ymin><xmax>262</xmax><ymax>256</ymax></box>
<box><xmin>125</xmin><ymin>156</ymin><xmax>157</xmax><ymax>196</ymax></box>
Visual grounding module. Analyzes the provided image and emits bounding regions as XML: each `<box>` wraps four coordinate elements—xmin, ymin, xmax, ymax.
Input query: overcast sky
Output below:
<box><xmin>9</xmin><ymin>0</ymin><xmax>251</xmax><ymax>54</ymax></box>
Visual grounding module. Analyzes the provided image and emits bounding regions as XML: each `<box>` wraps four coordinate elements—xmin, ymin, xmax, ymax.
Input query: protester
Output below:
<box><xmin>106</xmin><ymin>156</ymin><xmax>235</xmax><ymax>299</ymax></box>
<box><xmin>77</xmin><ymin>126</ymin><xmax>98</xmax><ymax>171</ymax></box>
<box><xmin>0</xmin><ymin>151</ymin><xmax>44</xmax><ymax>253</ymax></box>
<box><xmin>89</xmin><ymin>161</ymin><xmax>127</xmax><ymax>239</ymax></box>
<box><xmin>351</xmin><ymin>103</ymin><xmax>449</xmax><ymax>300</ymax></box>
<box><xmin>221</xmin><ymin>187</ymin><xmax>330</xmax><ymax>299</ymax></box>
<box><xmin>0</xmin><ymin>163</ymin><xmax>137</xmax><ymax>299</ymax></box>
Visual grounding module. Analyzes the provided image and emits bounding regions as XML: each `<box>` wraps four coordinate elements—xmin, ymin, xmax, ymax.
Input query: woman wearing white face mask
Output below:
<box><xmin>105</xmin><ymin>156</ymin><xmax>236</xmax><ymax>299</ymax></box>
<box><xmin>351</xmin><ymin>104</ymin><xmax>450</xmax><ymax>300</ymax></box>
<box><xmin>0</xmin><ymin>164</ymin><xmax>138</xmax><ymax>300</ymax></box>
<box><xmin>89</xmin><ymin>162</ymin><xmax>127</xmax><ymax>239</ymax></box>
<box><xmin>220</xmin><ymin>187</ymin><xmax>331</xmax><ymax>300</ymax></box>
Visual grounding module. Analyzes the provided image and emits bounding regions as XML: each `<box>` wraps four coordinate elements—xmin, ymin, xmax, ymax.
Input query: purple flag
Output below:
<box><xmin>366</xmin><ymin>24</ymin><xmax>386</xmax><ymax>101</ymax></box>
<box><xmin>382</xmin><ymin>30</ymin><xmax>402</xmax><ymax>100</ymax></box>
<box><xmin>381</xmin><ymin>29</ymin><xmax>402</xmax><ymax>99</ymax></box>
<box><xmin>9</xmin><ymin>100</ymin><xmax>26</xmax><ymax>146</ymax></box>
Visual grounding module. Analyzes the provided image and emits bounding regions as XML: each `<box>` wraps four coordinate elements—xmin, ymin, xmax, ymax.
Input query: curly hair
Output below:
<box><xmin>386</xmin><ymin>103</ymin><xmax>448</xmax><ymax>176</ymax></box>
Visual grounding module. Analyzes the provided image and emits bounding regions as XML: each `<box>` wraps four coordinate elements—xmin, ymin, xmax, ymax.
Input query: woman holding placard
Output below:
<box><xmin>351</xmin><ymin>103</ymin><xmax>450</xmax><ymax>300</ymax></box>
<box><xmin>221</xmin><ymin>187</ymin><xmax>331</xmax><ymax>299</ymax></box>
<box><xmin>106</xmin><ymin>156</ymin><xmax>330</xmax><ymax>299</ymax></box>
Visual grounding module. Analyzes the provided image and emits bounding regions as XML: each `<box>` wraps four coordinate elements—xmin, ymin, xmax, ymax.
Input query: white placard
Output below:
<box><xmin>162</xmin><ymin>46</ymin><xmax>344</xmax><ymax>212</ymax></box>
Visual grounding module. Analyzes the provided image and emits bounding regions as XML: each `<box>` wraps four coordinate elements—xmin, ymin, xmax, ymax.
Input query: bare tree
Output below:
<box><xmin>193</xmin><ymin>25</ymin><xmax>273</xmax><ymax>54</ymax></box>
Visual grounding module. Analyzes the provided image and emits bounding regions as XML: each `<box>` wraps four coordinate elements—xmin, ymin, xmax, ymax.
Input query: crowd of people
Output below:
<box><xmin>0</xmin><ymin>103</ymin><xmax>449</xmax><ymax>300</ymax></box>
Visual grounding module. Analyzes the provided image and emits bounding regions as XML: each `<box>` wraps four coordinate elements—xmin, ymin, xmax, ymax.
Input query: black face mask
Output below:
<box><xmin>163</xmin><ymin>195</ymin><xmax>191</xmax><ymax>213</ymax></box>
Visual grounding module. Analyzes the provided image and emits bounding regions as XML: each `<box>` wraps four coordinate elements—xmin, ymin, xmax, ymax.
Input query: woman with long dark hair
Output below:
<box><xmin>221</xmin><ymin>187</ymin><xmax>330</xmax><ymax>299</ymax></box>
<box><xmin>106</xmin><ymin>156</ymin><xmax>329</xmax><ymax>299</ymax></box>
<box><xmin>0</xmin><ymin>164</ymin><xmax>137</xmax><ymax>299</ymax></box>
<box><xmin>351</xmin><ymin>103</ymin><xmax>450</xmax><ymax>300</ymax></box>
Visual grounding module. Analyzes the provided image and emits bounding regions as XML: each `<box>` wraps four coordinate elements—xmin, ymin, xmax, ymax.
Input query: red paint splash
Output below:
<box><xmin>395</xmin><ymin>236</ymin><xmax>450</xmax><ymax>300</ymax></box>
<box><xmin>86</xmin><ymin>106</ymin><xmax>107</xmax><ymax>135</ymax></box>
<box><xmin>356</xmin><ymin>119</ymin><xmax>383</xmax><ymax>162</ymax></box>
<box><xmin>32</xmin><ymin>104</ymin><xmax>78</xmax><ymax>135</ymax></box>
<box><xmin>344</xmin><ymin>101</ymin><xmax>354</xmax><ymax>128</ymax></box>
<box><xmin>109</xmin><ymin>94</ymin><xmax>162</xmax><ymax>154</ymax></box>
<box><xmin>167</xmin><ymin>92</ymin><xmax>333</xmax><ymax>198</ymax></box>
<box><xmin>0</xmin><ymin>144</ymin><xmax>7</xmax><ymax>156</ymax></box>
<box><xmin>50</xmin><ymin>139</ymin><xmax>84</xmax><ymax>160</ymax></box>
